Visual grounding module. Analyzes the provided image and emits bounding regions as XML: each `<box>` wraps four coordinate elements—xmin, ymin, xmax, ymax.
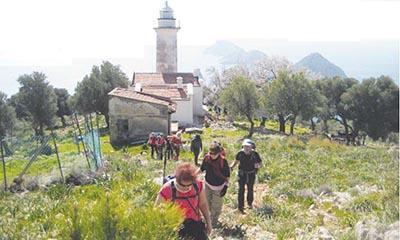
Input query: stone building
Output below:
<box><xmin>108</xmin><ymin>88</ymin><xmax>175</xmax><ymax>145</ymax></box>
<box><xmin>132</xmin><ymin>72</ymin><xmax>203</xmax><ymax>126</ymax></box>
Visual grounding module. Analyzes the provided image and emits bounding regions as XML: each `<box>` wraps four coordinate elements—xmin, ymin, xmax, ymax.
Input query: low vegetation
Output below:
<box><xmin>0</xmin><ymin>119</ymin><xmax>398</xmax><ymax>239</ymax></box>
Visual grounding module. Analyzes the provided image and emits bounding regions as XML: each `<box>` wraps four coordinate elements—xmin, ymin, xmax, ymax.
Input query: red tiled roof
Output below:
<box><xmin>108</xmin><ymin>88</ymin><xmax>176</xmax><ymax>112</ymax></box>
<box><xmin>141</xmin><ymin>85</ymin><xmax>188</xmax><ymax>100</ymax></box>
<box><xmin>133</xmin><ymin>72</ymin><xmax>200</xmax><ymax>86</ymax></box>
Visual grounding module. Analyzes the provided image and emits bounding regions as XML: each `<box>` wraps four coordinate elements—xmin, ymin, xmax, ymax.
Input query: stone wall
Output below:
<box><xmin>109</xmin><ymin>97</ymin><xmax>169</xmax><ymax>145</ymax></box>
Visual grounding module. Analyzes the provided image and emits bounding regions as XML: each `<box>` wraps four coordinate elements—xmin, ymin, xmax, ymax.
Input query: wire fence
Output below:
<box><xmin>0</xmin><ymin>113</ymin><xmax>104</xmax><ymax>191</ymax></box>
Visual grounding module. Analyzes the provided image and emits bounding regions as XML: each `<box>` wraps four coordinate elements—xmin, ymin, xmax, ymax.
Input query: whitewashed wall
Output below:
<box><xmin>171</xmin><ymin>97</ymin><xmax>193</xmax><ymax>126</ymax></box>
<box><xmin>193</xmin><ymin>85</ymin><xmax>204</xmax><ymax>116</ymax></box>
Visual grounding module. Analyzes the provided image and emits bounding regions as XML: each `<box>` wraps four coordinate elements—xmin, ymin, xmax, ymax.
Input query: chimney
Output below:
<box><xmin>177</xmin><ymin>76</ymin><xmax>183</xmax><ymax>89</ymax></box>
<box><xmin>134</xmin><ymin>83</ymin><xmax>142</xmax><ymax>92</ymax></box>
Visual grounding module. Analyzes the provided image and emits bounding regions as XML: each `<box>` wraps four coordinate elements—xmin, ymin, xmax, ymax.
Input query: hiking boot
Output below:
<box><xmin>248</xmin><ymin>205</ymin><xmax>253</xmax><ymax>209</ymax></box>
<box><xmin>238</xmin><ymin>208</ymin><xmax>245</xmax><ymax>214</ymax></box>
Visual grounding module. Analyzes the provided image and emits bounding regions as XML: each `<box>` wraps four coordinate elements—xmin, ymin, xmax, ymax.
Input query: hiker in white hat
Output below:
<box><xmin>230</xmin><ymin>139</ymin><xmax>262</xmax><ymax>213</ymax></box>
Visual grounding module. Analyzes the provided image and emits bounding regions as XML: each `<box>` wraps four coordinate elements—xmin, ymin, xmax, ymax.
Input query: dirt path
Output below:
<box><xmin>210</xmin><ymin>182</ymin><xmax>277</xmax><ymax>240</ymax></box>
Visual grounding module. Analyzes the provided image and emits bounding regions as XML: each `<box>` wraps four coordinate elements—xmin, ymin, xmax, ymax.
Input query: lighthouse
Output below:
<box><xmin>154</xmin><ymin>1</ymin><xmax>180</xmax><ymax>73</ymax></box>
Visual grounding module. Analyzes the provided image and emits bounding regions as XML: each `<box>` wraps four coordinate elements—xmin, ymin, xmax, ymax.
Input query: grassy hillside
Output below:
<box><xmin>0</xmin><ymin>121</ymin><xmax>398</xmax><ymax>239</ymax></box>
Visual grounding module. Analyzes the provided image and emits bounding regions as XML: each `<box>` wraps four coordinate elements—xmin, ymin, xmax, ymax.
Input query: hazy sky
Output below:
<box><xmin>0</xmin><ymin>0</ymin><xmax>399</xmax><ymax>95</ymax></box>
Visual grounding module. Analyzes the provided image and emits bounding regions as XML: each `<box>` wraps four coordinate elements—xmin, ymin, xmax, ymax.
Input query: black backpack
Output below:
<box><xmin>191</xmin><ymin>136</ymin><xmax>202</xmax><ymax>151</ymax></box>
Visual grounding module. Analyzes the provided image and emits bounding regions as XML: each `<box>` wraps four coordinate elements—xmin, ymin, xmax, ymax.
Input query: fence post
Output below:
<box><xmin>89</xmin><ymin>113</ymin><xmax>98</xmax><ymax>170</ymax></box>
<box><xmin>71</xmin><ymin>116</ymin><xmax>81</xmax><ymax>154</ymax></box>
<box><xmin>1</xmin><ymin>139</ymin><xmax>7</xmax><ymax>191</ymax></box>
<box><xmin>74</xmin><ymin>113</ymin><xmax>91</xmax><ymax>169</ymax></box>
<box><xmin>95</xmin><ymin>112</ymin><xmax>103</xmax><ymax>160</ymax></box>
<box><xmin>51</xmin><ymin>129</ymin><xmax>64</xmax><ymax>183</ymax></box>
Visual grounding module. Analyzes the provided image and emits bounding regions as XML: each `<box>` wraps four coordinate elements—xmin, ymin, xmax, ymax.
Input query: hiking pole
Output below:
<box><xmin>163</xmin><ymin>153</ymin><xmax>167</xmax><ymax>183</ymax></box>
<box><xmin>51</xmin><ymin>128</ymin><xmax>64</xmax><ymax>183</ymax></box>
<box><xmin>1</xmin><ymin>139</ymin><xmax>7</xmax><ymax>191</ymax></box>
<box><xmin>74</xmin><ymin>113</ymin><xmax>91</xmax><ymax>169</ymax></box>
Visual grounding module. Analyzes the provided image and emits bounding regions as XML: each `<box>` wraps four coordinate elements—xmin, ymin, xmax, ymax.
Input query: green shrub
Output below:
<box><xmin>351</xmin><ymin>193</ymin><xmax>380</xmax><ymax>213</ymax></box>
<box><xmin>386</xmin><ymin>132</ymin><xmax>399</xmax><ymax>145</ymax></box>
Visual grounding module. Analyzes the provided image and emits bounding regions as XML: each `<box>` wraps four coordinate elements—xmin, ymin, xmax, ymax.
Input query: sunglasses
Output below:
<box><xmin>177</xmin><ymin>181</ymin><xmax>193</xmax><ymax>187</ymax></box>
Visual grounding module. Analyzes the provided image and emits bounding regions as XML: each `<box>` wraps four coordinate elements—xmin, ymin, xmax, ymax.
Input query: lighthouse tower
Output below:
<box><xmin>154</xmin><ymin>1</ymin><xmax>180</xmax><ymax>73</ymax></box>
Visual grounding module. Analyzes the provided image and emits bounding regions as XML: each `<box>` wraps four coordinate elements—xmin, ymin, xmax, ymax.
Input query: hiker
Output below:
<box><xmin>156</xmin><ymin>134</ymin><xmax>166</xmax><ymax>160</ymax></box>
<box><xmin>190</xmin><ymin>134</ymin><xmax>203</xmax><ymax>166</ymax></box>
<box><xmin>171</xmin><ymin>132</ymin><xmax>183</xmax><ymax>161</ymax></box>
<box><xmin>198</xmin><ymin>142</ymin><xmax>230</xmax><ymax>227</ymax></box>
<box><xmin>148</xmin><ymin>132</ymin><xmax>157</xmax><ymax>159</ymax></box>
<box><xmin>155</xmin><ymin>162</ymin><xmax>212</xmax><ymax>240</ymax></box>
<box><xmin>230</xmin><ymin>139</ymin><xmax>262</xmax><ymax>213</ymax></box>
<box><xmin>164</xmin><ymin>135</ymin><xmax>173</xmax><ymax>160</ymax></box>
<box><xmin>213</xmin><ymin>141</ymin><xmax>226</xmax><ymax>158</ymax></box>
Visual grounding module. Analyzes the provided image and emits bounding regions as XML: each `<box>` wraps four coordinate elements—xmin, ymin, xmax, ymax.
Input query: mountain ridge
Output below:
<box><xmin>294</xmin><ymin>52</ymin><xmax>347</xmax><ymax>78</ymax></box>
<box><xmin>203</xmin><ymin>41</ymin><xmax>348</xmax><ymax>78</ymax></box>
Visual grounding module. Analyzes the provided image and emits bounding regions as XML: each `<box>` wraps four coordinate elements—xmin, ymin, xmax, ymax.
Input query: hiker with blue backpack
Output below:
<box><xmin>155</xmin><ymin>162</ymin><xmax>212</xmax><ymax>240</ymax></box>
<box><xmin>230</xmin><ymin>139</ymin><xmax>262</xmax><ymax>213</ymax></box>
<box><xmin>198</xmin><ymin>142</ymin><xmax>230</xmax><ymax>227</ymax></box>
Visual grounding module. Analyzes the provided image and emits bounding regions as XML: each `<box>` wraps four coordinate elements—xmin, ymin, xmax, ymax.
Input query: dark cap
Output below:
<box><xmin>209</xmin><ymin>143</ymin><xmax>222</xmax><ymax>154</ymax></box>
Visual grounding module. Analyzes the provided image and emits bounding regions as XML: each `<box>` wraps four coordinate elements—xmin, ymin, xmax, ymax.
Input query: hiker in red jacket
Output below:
<box><xmin>164</xmin><ymin>135</ymin><xmax>173</xmax><ymax>160</ymax></box>
<box><xmin>148</xmin><ymin>132</ymin><xmax>157</xmax><ymax>159</ymax></box>
<box><xmin>155</xmin><ymin>162</ymin><xmax>212</xmax><ymax>239</ymax></box>
<box><xmin>171</xmin><ymin>132</ymin><xmax>183</xmax><ymax>161</ymax></box>
<box><xmin>156</xmin><ymin>134</ymin><xmax>166</xmax><ymax>160</ymax></box>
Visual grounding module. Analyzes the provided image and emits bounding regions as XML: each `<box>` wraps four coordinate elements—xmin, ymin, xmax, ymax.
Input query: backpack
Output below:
<box><xmin>191</xmin><ymin>137</ymin><xmax>202</xmax><ymax>151</ymax></box>
<box><xmin>204</xmin><ymin>154</ymin><xmax>228</xmax><ymax>182</ymax></box>
<box><xmin>170</xmin><ymin>180</ymin><xmax>200</xmax><ymax>218</ymax></box>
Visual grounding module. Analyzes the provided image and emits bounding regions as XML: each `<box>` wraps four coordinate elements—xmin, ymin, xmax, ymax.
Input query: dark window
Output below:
<box><xmin>117</xmin><ymin>119</ymin><xmax>129</xmax><ymax>136</ymax></box>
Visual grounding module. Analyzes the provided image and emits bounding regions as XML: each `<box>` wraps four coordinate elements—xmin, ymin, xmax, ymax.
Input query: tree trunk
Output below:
<box><xmin>10</xmin><ymin>124</ymin><xmax>13</xmax><ymax>146</ymax></box>
<box><xmin>310</xmin><ymin>119</ymin><xmax>316</xmax><ymax>131</ymax></box>
<box><xmin>323</xmin><ymin>119</ymin><xmax>329</xmax><ymax>133</ymax></box>
<box><xmin>260</xmin><ymin>116</ymin><xmax>267</xmax><ymax>128</ymax></box>
<box><xmin>104</xmin><ymin>114</ymin><xmax>110</xmax><ymax>129</ymax></box>
<box><xmin>278</xmin><ymin>114</ymin><xmax>285</xmax><ymax>133</ymax></box>
<box><xmin>247</xmin><ymin>116</ymin><xmax>255</xmax><ymax>138</ymax></box>
<box><xmin>60</xmin><ymin>116</ymin><xmax>66</xmax><ymax>128</ymax></box>
<box><xmin>343</xmin><ymin>117</ymin><xmax>350</xmax><ymax>145</ymax></box>
<box><xmin>39</xmin><ymin>124</ymin><xmax>44</xmax><ymax>137</ymax></box>
<box><xmin>290</xmin><ymin>116</ymin><xmax>296</xmax><ymax>135</ymax></box>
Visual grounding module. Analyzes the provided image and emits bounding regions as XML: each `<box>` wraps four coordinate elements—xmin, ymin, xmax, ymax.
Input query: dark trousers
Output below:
<box><xmin>178</xmin><ymin>219</ymin><xmax>207</xmax><ymax>240</ymax></box>
<box><xmin>150</xmin><ymin>145</ymin><xmax>156</xmax><ymax>159</ymax></box>
<box><xmin>193</xmin><ymin>150</ymin><xmax>200</xmax><ymax>165</ymax></box>
<box><xmin>238</xmin><ymin>171</ymin><xmax>256</xmax><ymax>210</ymax></box>
<box><xmin>157</xmin><ymin>146</ymin><xmax>164</xmax><ymax>160</ymax></box>
<box><xmin>173</xmin><ymin>146</ymin><xmax>180</xmax><ymax>160</ymax></box>
<box><xmin>165</xmin><ymin>148</ymin><xmax>172</xmax><ymax>160</ymax></box>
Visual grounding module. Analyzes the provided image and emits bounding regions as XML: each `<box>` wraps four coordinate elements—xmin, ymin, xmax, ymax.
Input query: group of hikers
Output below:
<box><xmin>147</xmin><ymin>132</ymin><xmax>183</xmax><ymax>161</ymax></box>
<box><xmin>148</xmin><ymin>132</ymin><xmax>204</xmax><ymax>165</ymax></box>
<box><xmin>154</xmin><ymin>133</ymin><xmax>262</xmax><ymax>240</ymax></box>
